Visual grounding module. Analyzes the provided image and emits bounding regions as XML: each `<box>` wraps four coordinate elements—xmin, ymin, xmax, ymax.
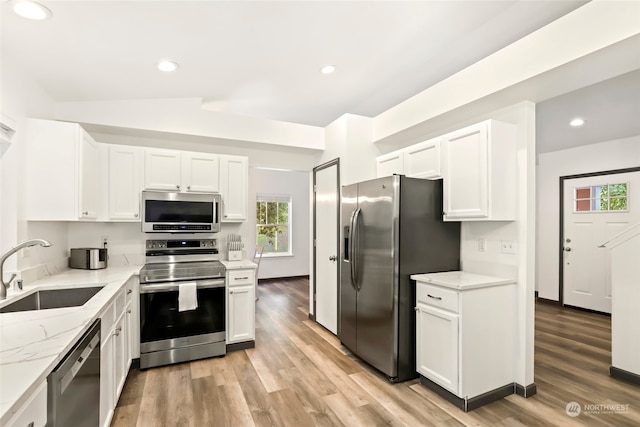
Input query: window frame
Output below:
<box><xmin>256</xmin><ymin>194</ymin><xmax>293</xmax><ymax>257</ymax></box>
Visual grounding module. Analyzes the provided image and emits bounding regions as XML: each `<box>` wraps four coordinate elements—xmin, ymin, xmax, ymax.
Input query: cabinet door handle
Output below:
<box><xmin>127</xmin><ymin>289</ymin><xmax>132</xmax><ymax>294</ymax></box>
<box><xmin>414</xmin><ymin>307</ymin><xmax>419</xmax><ymax>312</ymax></box>
<box><xmin>134</xmin><ymin>213</ymin><xmax>139</xmax><ymax>218</ymax></box>
<box><xmin>82</xmin><ymin>211</ymin><xmax>88</xmax><ymax>216</ymax></box>
<box><xmin>230</xmin><ymin>290</ymin><xmax>234</xmax><ymax>294</ymax></box>
<box><xmin>427</xmin><ymin>294</ymin><xmax>442</xmax><ymax>300</ymax></box>
<box><xmin>176</xmin><ymin>184</ymin><xmax>180</xmax><ymax>189</ymax></box>
<box><xmin>187</xmin><ymin>185</ymin><xmax>191</xmax><ymax>190</ymax></box>
<box><xmin>127</xmin><ymin>309</ymin><xmax>132</xmax><ymax>314</ymax></box>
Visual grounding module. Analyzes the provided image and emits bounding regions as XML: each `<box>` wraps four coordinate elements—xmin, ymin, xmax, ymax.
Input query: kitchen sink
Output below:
<box><xmin>0</xmin><ymin>286</ymin><xmax>105</xmax><ymax>313</ymax></box>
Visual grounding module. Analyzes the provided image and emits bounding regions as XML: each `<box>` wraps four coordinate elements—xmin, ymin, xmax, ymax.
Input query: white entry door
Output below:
<box><xmin>314</xmin><ymin>160</ymin><xmax>339</xmax><ymax>334</ymax></box>
<box><xmin>563</xmin><ymin>171</ymin><xmax>640</xmax><ymax>313</ymax></box>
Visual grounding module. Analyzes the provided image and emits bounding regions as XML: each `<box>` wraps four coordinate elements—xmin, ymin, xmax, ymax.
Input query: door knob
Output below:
<box><xmin>564</xmin><ymin>247</ymin><xmax>572</xmax><ymax>252</ymax></box>
<box><xmin>329</xmin><ymin>255</ymin><xmax>337</xmax><ymax>261</ymax></box>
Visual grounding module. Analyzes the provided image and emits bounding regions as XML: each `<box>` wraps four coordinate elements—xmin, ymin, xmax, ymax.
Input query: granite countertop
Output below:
<box><xmin>0</xmin><ymin>265</ymin><xmax>141</xmax><ymax>425</ymax></box>
<box><xmin>410</xmin><ymin>271</ymin><xmax>516</xmax><ymax>291</ymax></box>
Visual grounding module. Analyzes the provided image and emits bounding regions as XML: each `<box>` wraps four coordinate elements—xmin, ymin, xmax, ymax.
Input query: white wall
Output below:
<box><xmin>0</xmin><ymin>53</ymin><xmax>60</xmax><ymax>280</ymax></box>
<box><xmin>316</xmin><ymin>114</ymin><xmax>377</xmax><ymax>186</ymax></box>
<box><xmin>536</xmin><ymin>135</ymin><xmax>640</xmax><ymax>301</ymax></box>
<box><xmin>55</xmin><ymin>98</ymin><xmax>324</xmax><ymax>151</ymax></box>
<box><xmin>249</xmin><ymin>167</ymin><xmax>310</xmax><ymax>279</ymax></box>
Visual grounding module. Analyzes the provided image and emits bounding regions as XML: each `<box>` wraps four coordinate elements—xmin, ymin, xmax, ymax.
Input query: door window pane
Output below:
<box><xmin>573</xmin><ymin>182</ymin><xmax>629</xmax><ymax>213</ymax></box>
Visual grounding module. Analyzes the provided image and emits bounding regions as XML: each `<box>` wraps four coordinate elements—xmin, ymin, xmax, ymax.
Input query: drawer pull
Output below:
<box><xmin>427</xmin><ymin>294</ymin><xmax>442</xmax><ymax>300</ymax></box>
<box><xmin>235</xmin><ymin>277</ymin><xmax>249</xmax><ymax>280</ymax></box>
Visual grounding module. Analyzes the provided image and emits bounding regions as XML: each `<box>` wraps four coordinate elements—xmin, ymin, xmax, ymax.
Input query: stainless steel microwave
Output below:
<box><xmin>141</xmin><ymin>191</ymin><xmax>221</xmax><ymax>233</ymax></box>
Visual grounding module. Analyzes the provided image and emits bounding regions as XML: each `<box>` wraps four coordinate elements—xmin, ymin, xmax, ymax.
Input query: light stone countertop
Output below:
<box><xmin>0</xmin><ymin>265</ymin><xmax>141</xmax><ymax>425</ymax></box>
<box><xmin>411</xmin><ymin>271</ymin><xmax>516</xmax><ymax>290</ymax></box>
<box><xmin>220</xmin><ymin>259</ymin><xmax>257</xmax><ymax>270</ymax></box>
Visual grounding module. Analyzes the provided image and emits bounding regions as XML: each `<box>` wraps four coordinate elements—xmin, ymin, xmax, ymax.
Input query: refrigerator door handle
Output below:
<box><xmin>350</xmin><ymin>207</ymin><xmax>362</xmax><ymax>290</ymax></box>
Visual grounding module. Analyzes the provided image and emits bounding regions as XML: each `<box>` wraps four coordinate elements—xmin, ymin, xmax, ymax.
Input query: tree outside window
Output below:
<box><xmin>256</xmin><ymin>195</ymin><xmax>291</xmax><ymax>254</ymax></box>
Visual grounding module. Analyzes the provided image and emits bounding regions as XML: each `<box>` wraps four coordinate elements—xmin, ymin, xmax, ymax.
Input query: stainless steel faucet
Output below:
<box><xmin>0</xmin><ymin>239</ymin><xmax>51</xmax><ymax>300</ymax></box>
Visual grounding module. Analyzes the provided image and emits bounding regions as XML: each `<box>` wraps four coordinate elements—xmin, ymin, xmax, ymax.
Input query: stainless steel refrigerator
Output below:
<box><xmin>340</xmin><ymin>175</ymin><xmax>460</xmax><ymax>382</ymax></box>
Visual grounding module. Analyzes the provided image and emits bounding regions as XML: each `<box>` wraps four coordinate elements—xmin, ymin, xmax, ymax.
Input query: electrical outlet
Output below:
<box><xmin>501</xmin><ymin>240</ymin><xmax>516</xmax><ymax>254</ymax></box>
<box><xmin>478</xmin><ymin>237</ymin><xmax>487</xmax><ymax>252</ymax></box>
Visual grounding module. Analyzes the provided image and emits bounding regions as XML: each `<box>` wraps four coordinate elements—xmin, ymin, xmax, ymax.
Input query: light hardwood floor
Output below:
<box><xmin>112</xmin><ymin>278</ymin><xmax>640</xmax><ymax>426</ymax></box>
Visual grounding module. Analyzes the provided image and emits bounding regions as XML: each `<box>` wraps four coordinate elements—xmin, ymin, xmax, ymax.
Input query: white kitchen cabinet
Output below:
<box><xmin>108</xmin><ymin>145</ymin><xmax>143</xmax><ymax>220</ymax></box>
<box><xmin>5</xmin><ymin>380</ymin><xmax>47</xmax><ymax>427</ymax></box>
<box><xmin>226</xmin><ymin>269</ymin><xmax>256</xmax><ymax>344</ymax></box>
<box><xmin>99</xmin><ymin>286</ymin><xmax>131</xmax><ymax>427</ymax></box>
<box><xmin>144</xmin><ymin>148</ymin><xmax>220</xmax><ymax>193</ymax></box>
<box><xmin>404</xmin><ymin>138</ymin><xmax>441</xmax><ymax>179</ymax></box>
<box><xmin>26</xmin><ymin>118</ymin><xmax>105</xmax><ymax>221</ymax></box>
<box><xmin>376</xmin><ymin>150</ymin><xmax>404</xmax><ymax>178</ymax></box>
<box><xmin>182</xmin><ymin>152</ymin><xmax>220</xmax><ymax>193</ymax></box>
<box><xmin>416</xmin><ymin>303</ymin><xmax>459</xmax><ymax>394</ymax></box>
<box><xmin>412</xmin><ymin>272</ymin><xmax>517</xmax><ymax>411</ymax></box>
<box><xmin>441</xmin><ymin>119</ymin><xmax>516</xmax><ymax>221</ymax></box>
<box><xmin>144</xmin><ymin>148</ymin><xmax>182</xmax><ymax>191</ymax></box>
<box><xmin>126</xmin><ymin>276</ymin><xmax>140</xmax><ymax>359</ymax></box>
<box><xmin>220</xmin><ymin>155</ymin><xmax>249</xmax><ymax>222</ymax></box>
<box><xmin>376</xmin><ymin>138</ymin><xmax>441</xmax><ymax>179</ymax></box>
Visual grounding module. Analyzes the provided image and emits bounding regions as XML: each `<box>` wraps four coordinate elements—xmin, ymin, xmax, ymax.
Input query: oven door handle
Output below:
<box><xmin>139</xmin><ymin>278</ymin><xmax>225</xmax><ymax>294</ymax></box>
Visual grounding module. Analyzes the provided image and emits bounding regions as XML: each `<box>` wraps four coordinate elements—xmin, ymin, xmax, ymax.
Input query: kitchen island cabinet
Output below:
<box><xmin>412</xmin><ymin>271</ymin><xmax>517</xmax><ymax>411</ymax></box>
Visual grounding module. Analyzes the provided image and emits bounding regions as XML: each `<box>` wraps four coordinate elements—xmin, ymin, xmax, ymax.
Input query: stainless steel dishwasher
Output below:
<box><xmin>47</xmin><ymin>319</ymin><xmax>101</xmax><ymax>427</ymax></box>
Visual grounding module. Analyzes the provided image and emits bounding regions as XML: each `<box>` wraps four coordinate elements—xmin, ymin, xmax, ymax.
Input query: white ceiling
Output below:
<box><xmin>2</xmin><ymin>0</ymin><xmax>637</xmax><ymax>153</ymax></box>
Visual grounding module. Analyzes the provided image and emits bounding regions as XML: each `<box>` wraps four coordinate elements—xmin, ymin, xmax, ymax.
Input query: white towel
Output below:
<box><xmin>178</xmin><ymin>282</ymin><xmax>198</xmax><ymax>311</ymax></box>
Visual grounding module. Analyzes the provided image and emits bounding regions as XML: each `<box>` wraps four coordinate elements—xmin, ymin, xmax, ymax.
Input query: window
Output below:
<box><xmin>574</xmin><ymin>183</ymin><xmax>629</xmax><ymax>212</ymax></box>
<box><xmin>256</xmin><ymin>194</ymin><xmax>291</xmax><ymax>255</ymax></box>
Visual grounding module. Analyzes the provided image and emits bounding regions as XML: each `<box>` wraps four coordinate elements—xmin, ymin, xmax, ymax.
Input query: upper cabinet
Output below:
<box><xmin>403</xmin><ymin>138</ymin><xmax>441</xmax><ymax>179</ymax></box>
<box><xmin>376</xmin><ymin>150</ymin><xmax>404</xmax><ymax>178</ymax></box>
<box><xmin>441</xmin><ymin>120</ymin><xmax>516</xmax><ymax>221</ymax></box>
<box><xmin>144</xmin><ymin>149</ymin><xmax>219</xmax><ymax>193</ymax></box>
<box><xmin>182</xmin><ymin>152</ymin><xmax>220</xmax><ymax>193</ymax></box>
<box><xmin>108</xmin><ymin>145</ymin><xmax>143</xmax><ymax>221</ymax></box>
<box><xmin>26</xmin><ymin>119</ymin><xmax>105</xmax><ymax>221</ymax></box>
<box><xmin>144</xmin><ymin>149</ymin><xmax>182</xmax><ymax>191</ymax></box>
<box><xmin>219</xmin><ymin>155</ymin><xmax>248</xmax><ymax>222</ymax></box>
<box><xmin>376</xmin><ymin>138</ymin><xmax>441</xmax><ymax>179</ymax></box>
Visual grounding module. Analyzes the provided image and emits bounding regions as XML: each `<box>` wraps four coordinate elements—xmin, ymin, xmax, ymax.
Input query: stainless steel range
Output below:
<box><xmin>139</xmin><ymin>238</ymin><xmax>226</xmax><ymax>369</ymax></box>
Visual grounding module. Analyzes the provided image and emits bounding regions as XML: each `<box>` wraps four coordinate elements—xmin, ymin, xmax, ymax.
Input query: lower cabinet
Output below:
<box><xmin>416</xmin><ymin>304</ymin><xmax>459</xmax><ymax>394</ymax></box>
<box><xmin>5</xmin><ymin>380</ymin><xmax>47</xmax><ymax>427</ymax></box>
<box><xmin>99</xmin><ymin>283</ymin><xmax>133</xmax><ymax>427</ymax></box>
<box><xmin>226</xmin><ymin>268</ymin><xmax>256</xmax><ymax>345</ymax></box>
<box><xmin>413</xmin><ymin>275</ymin><xmax>517</xmax><ymax>411</ymax></box>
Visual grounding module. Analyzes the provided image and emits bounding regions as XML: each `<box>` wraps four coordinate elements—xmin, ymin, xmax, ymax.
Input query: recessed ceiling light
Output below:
<box><xmin>570</xmin><ymin>118</ymin><xmax>585</xmax><ymax>127</ymax></box>
<box><xmin>157</xmin><ymin>60</ymin><xmax>179</xmax><ymax>72</ymax></box>
<box><xmin>320</xmin><ymin>65</ymin><xmax>336</xmax><ymax>75</ymax></box>
<box><xmin>12</xmin><ymin>1</ymin><xmax>52</xmax><ymax>20</ymax></box>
